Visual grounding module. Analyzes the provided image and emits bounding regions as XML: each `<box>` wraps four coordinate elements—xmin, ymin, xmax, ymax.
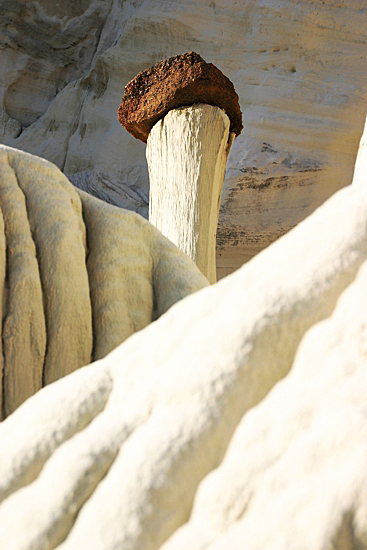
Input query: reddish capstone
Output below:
<box><xmin>118</xmin><ymin>51</ymin><xmax>243</xmax><ymax>143</ymax></box>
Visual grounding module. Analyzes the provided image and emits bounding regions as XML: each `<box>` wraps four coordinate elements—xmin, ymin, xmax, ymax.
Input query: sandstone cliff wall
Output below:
<box><xmin>1</xmin><ymin>0</ymin><xmax>367</xmax><ymax>276</ymax></box>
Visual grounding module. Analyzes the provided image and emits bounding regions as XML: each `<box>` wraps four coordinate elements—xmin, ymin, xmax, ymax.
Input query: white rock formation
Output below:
<box><xmin>161</xmin><ymin>258</ymin><xmax>367</xmax><ymax>550</ymax></box>
<box><xmin>148</xmin><ymin>104</ymin><xmax>234</xmax><ymax>283</ymax></box>
<box><xmin>0</xmin><ymin>139</ymin><xmax>367</xmax><ymax>548</ymax></box>
<box><xmin>0</xmin><ymin>145</ymin><xmax>208</xmax><ymax>417</ymax></box>
<box><xmin>2</xmin><ymin>0</ymin><xmax>367</xmax><ymax>276</ymax></box>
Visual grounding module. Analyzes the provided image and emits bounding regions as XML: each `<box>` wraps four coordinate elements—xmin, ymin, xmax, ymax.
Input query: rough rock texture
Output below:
<box><xmin>2</xmin><ymin>0</ymin><xmax>367</xmax><ymax>277</ymax></box>
<box><xmin>161</xmin><ymin>258</ymin><xmax>367</xmax><ymax>550</ymax></box>
<box><xmin>1</xmin><ymin>134</ymin><xmax>367</xmax><ymax>547</ymax></box>
<box><xmin>118</xmin><ymin>51</ymin><xmax>242</xmax><ymax>143</ymax></box>
<box><xmin>0</xmin><ymin>145</ymin><xmax>91</xmax><ymax>414</ymax></box>
<box><xmin>147</xmin><ymin>104</ymin><xmax>233</xmax><ymax>283</ymax></box>
<box><xmin>0</xmin><ymin>145</ymin><xmax>208</xmax><ymax>417</ymax></box>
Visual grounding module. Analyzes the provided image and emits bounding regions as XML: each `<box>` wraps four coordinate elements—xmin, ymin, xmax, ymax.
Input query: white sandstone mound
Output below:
<box><xmin>0</xmin><ymin>145</ymin><xmax>208</xmax><ymax>417</ymax></box>
<box><xmin>0</xmin><ymin>144</ymin><xmax>367</xmax><ymax>548</ymax></box>
<box><xmin>161</xmin><ymin>258</ymin><xmax>367</xmax><ymax>550</ymax></box>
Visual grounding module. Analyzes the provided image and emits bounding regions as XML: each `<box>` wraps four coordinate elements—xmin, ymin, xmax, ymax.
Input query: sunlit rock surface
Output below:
<box><xmin>161</xmin><ymin>258</ymin><xmax>367</xmax><ymax>550</ymax></box>
<box><xmin>1</xmin><ymin>0</ymin><xmax>367</xmax><ymax>276</ymax></box>
<box><xmin>0</xmin><ymin>145</ymin><xmax>208</xmax><ymax>417</ymax></box>
<box><xmin>0</xmin><ymin>140</ymin><xmax>367</xmax><ymax>547</ymax></box>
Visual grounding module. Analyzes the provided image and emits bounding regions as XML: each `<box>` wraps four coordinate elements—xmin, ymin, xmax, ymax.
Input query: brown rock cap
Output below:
<box><xmin>118</xmin><ymin>51</ymin><xmax>243</xmax><ymax>143</ymax></box>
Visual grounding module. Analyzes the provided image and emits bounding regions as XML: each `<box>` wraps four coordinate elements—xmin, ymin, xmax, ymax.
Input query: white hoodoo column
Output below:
<box><xmin>147</xmin><ymin>103</ymin><xmax>234</xmax><ymax>284</ymax></box>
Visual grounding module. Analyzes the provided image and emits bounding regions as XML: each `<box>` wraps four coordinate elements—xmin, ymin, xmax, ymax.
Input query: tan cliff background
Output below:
<box><xmin>1</xmin><ymin>0</ymin><xmax>367</xmax><ymax>278</ymax></box>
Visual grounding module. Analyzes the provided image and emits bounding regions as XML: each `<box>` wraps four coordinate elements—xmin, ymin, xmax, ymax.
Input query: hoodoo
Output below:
<box><xmin>118</xmin><ymin>52</ymin><xmax>243</xmax><ymax>283</ymax></box>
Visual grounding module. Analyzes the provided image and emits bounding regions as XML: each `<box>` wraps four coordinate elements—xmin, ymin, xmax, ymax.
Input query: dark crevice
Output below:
<box><xmin>1</xmin><ymin>229</ymin><xmax>10</xmax><ymax>421</ymax></box>
<box><xmin>59</xmin><ymin>88</ymin><xmax>87</xmax><ymax>172</ymax></box>
<box><xmin>59</xmin><ymin>0</ymin><xmax>115</xmax><ymax>172</ymax></box>
<box><xmin>78</xmin><ymin>199</ymin><xmax>95</xmax><ymax>363</ymax></box>
<box><xmin>331</xmin><ymin>510</ymin><xmax>366</xmax><ymax>550</ymax></box>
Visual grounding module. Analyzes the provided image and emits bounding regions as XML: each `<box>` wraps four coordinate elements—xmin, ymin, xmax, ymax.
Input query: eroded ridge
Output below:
<box><xmin>0</xmin><ymin>145</ymin><xmax>208</xmax><ymax>418</ymax></box>
<box><xmin>1</xmin><ymin>143</ymin><xmax>367</xmax><ymax>548</ymax></box>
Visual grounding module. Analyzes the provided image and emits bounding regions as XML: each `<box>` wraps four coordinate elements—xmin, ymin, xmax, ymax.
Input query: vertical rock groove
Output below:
<box><xmin>0</xmin><ymin>149</ymin><xmax>46</xmax><ymax>416</ymax></box>
<box><xmin>0</xmin><ymin>207</ymin><xmax>6</xmax><ymax>420</ymax></box>
<box><xmin>8</xmin><ymin>151</ymin><xmax>93</xmax><ymax>385</ymax></box>
<box><xmin>0</xmin><ymin>146</ymin><xmax>93</xmax><ymax>415</ymax></box>
<box><xmin>147</xmin><ymin>104</ymin><xmax>232</xmax><ymax>283</ymax></box>
<box><xmin>77</xmin><ymin>188</ymin><xmax>154</xmax><ymax>361</ymax></box>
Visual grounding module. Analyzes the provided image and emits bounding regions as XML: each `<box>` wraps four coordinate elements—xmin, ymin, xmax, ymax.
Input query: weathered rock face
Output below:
<box><xmin>0</xmin><ymin>145</ymin><xmax>208</xmax><ymax>418</ymax></box>
<box><xmin>0</xmin><ymin>137</ymin><xmax>367</xmax><ymax>548</ymax></box>
<box><xmin>161</xmin><ymin>259</ymin><xmax>367</xmax><ymax>550</ymax></box>
<box><xmin>0</xmin><ymin>0</ymin><xmax>112</xmax><ymax>131</ymax></box>
<box><xmin>147</xmin><ymin>104</ymin><xmax>233</xmax><ymax>284</ymax></box>
<box><xmin>1</xmin><ymin>0</ymin><xmax>367</xmax><ymax>277</ymax></box>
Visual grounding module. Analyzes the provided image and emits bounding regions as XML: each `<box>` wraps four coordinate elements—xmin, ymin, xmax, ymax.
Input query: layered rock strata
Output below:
<box><xmin>2</xmin><ymin>1</ymin><xmax>367</xmax><ymax>276</ymax></box>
